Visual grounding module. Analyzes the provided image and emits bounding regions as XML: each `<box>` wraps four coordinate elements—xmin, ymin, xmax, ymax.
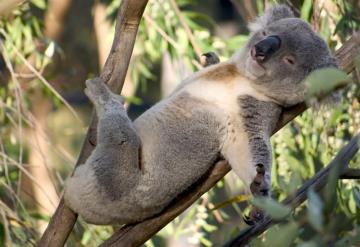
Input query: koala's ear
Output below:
<box><xmin>248</xmin><ymin>4</ymin><xmax>294</xmax><ymax>33</ymax></box>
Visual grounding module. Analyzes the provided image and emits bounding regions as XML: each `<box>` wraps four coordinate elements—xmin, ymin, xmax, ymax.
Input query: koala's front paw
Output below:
<box><xmin>245</xmin><ymin>164</ymin><xmax>270</xmax><ymax>225</ymax></box>
<box><xmin>243</xmin><ymin>207</ymin><xmax>265</xmax><ymax>225</ymax></box>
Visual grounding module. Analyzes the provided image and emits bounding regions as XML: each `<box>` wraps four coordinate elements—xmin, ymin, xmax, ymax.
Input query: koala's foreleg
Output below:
<box><xmin>228</xmin><ymin>96</ymin><xmax>281</xmax><ymax>224</ymax></box>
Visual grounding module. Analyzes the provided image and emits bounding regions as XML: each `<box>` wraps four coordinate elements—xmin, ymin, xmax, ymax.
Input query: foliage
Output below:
<box><xmin>0</xmin><ymin>0</ymin><xmax>359</xmax><ymax>246</ymax></box>
<box><xmin>0</xmin><ymin>1</ymin><xmax>56</xmax><ymax>246</ymax></box>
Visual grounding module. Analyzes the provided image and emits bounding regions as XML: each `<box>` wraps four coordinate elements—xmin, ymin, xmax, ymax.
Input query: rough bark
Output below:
<box><xmin>100</xmin><ymin>33</ymin><xmax>360</xmax><ymax>247</ymax></box>
<box><xmin>38</xmin><ymin>1</ymin><xmax>149</xmax><ymax>246</ymax></box>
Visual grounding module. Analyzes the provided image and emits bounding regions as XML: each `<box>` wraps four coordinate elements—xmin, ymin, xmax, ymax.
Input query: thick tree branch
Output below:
<box><xmin>224</xmin><ymin>133</ymin><xmax>360</xmax><ymax>247</ymax></box>
<box><xmin>38</xmin><ymin>1</ymin><xmax>149</xmax><ymax>246</ymax></box>
<box><xmin>100</xmin><ymin>33</ymin><xmax>360</xmax><ymax>247</ymax></box>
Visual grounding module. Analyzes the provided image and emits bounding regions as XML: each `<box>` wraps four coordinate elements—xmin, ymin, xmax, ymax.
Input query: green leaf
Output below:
<box><xmin>324</xmin><ymin>164</ymin><xmax>339</xmax><ymax>211</ymax></box>
<box><xmin>200</xmin><ymin>236</ymin><xmax>212</xmax><ymax>247</ymax></box>
<box><xmin>335</xmin><ymin>227</ymin><xmax>360</xmax><ymax>247</ymax></box>
<box><xmin>297</xmin><ymin>241</ymin><xmax>318</xmax><ymax>247</ymax></box>
<box><xmin>31</xmin><ymin>0</ymin><xmax>46</xmax><ymax>9</ymax></box>
<box><xmin>202</xmin><ymin>222</ymin><xmax>217</xmax><ymax>232</ymax></box>
<box><xmin>252</xmin><ymin>197</ymin><xmax>291</xmax><ymax>220</ymax></box>
<box><xmin>352</xmin><ymin>187</ymin><xmax>360</xmax><ymax>209</ymax></box>
<box><xmin>300</xmin><ymin>0</ymin><xmax>312</xmax><ymax>21</ymax></box>
<box><xmin>265</xmin><ymin>221</ymin><xmax>298</xmax><ymax>247</ymax></box>
<box><xmin>81</xmin><ymin>230</ymin><xmax>91</xmax><ymax>245</ymax></box>
<box><xmin>305</xmin><ymin>68</ymin><xmax>351</xmax><ymax>102</ymax></box>
<box><xmin>307</xmin><ymin>189</ymin><xmax>323</xmax><ymax>232</ymax></box>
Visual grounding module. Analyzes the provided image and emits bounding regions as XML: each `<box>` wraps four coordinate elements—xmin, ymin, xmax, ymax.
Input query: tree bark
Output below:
<box><xmin>38</xmin><ymin>1</ymin><xmax>149</xmax><ymax>246</ymax></box>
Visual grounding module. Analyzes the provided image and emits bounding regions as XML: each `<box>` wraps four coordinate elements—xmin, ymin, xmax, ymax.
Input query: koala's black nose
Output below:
<box><xmin>253</xmin><ymin>35</ymin><xmax>281</xmax><ymax>62</ymax></box>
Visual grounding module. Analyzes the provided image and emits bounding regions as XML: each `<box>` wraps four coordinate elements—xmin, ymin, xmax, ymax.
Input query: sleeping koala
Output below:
<box><xmin>64</xmin><ymin>4</ymin><xmax>337</xmax><ymax>225</ymax></box>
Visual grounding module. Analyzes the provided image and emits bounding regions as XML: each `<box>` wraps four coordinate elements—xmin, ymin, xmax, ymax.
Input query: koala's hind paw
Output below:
<box><xmin>85</xmin><ymin>78</ymin><xmax>124</xmax><ymax>113</ymax></box>
<box><xmin>85</xmin><ymin>78</ymin><xmax>111</xmax><ymax>103</ymax></box>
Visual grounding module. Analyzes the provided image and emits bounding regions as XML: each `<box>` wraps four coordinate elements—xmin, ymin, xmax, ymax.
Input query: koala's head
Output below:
<box><xmin>234</xmin><ymin>4</ymin><xmax>338</xmax><ymax>106</ymax></box>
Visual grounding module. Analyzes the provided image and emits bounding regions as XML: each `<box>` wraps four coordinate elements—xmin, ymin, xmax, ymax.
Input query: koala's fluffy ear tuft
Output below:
<box><xmin>248</xmin><ymin>4</ymin><xmax>294</xmax><ymax>33</ymax></box>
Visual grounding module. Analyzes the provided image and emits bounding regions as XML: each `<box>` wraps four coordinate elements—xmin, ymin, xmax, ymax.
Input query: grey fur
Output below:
<box><xmin>64</xmin><ymin>4</ymin><xmax>338</xmax><ymax>225</ymax></box>
<box><xmin>238</xmin><ymin>96</ymin><xmax>281</xmax><ymax>201</ymax></box>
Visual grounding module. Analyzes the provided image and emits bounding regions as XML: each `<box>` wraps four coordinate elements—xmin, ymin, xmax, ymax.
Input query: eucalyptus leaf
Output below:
<box><xmin>305</xmin><ymin>68</ymin><xmax>350</xmax><ymax>102</ymax></box>
<box><xmin>297</xmin><ymin>241</ymin><xmax>318</xmax><ymax>247</ymax></box>
<box><xmin>307</xmin><ymin>189</ymin><xmax>323</xmax><ymax>232</ymax></box>
<box><xmin>352</xmin><ymin>187</ymin><xmax>360</xmax><ymax>209</ymax></box>
<box><xmin>265</xmin><ymin>221</ymin><xmax>298</xmax><ymax>247</ymax></box>
<box><xmin>31</xmin><ymin>0</ymin><xmax>46</xmax><ymax>9</ymax></box>
<box><xmin>301</xmin><ymin>0</ymin><xmax>312</xmax><ymax>21</ymax></box>
<box><xmin>252</xmin><ymin>197</ymin><xmax>291</xmax><ymax>220</ymax></box>
<box><xmin>81</xmin><ymin>230</ymin><xmax>91</xmax><ymax>245</ymax></box>
<box><xmin>324</xmin><ymin>164</ymin><xmax>339</xmax><ymax>211</ymax></box>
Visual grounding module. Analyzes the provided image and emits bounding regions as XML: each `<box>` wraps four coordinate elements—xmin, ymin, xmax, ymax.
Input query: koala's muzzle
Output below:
<box><xmin>253</xmin><ymin>35</ymin><xmax>281</xmax><ymax>62</ymax></box>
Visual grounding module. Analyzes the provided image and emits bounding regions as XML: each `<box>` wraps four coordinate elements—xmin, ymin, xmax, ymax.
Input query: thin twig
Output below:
<box><xmin>143</xmin><ymin>13</ymin><xmax>181</xmax><ymax>50</ymax></box>
<box><xmin>0</xmin><ymin>31</ymin><xmax>81</xmax><ymax>122</ymax></box>
<box><xmin>0</xmin><ymin>37</ymin><xmax>25</xmax><ymax>201</ymax></box>
<box><xmin>169</xmin><ymin>0</ymin><xmax>203</xmax><ymax>59</ymax></box>
<box><xmin>0</xmin><ymin>152</ymin><xmax>57</xmax><ymax>208</ymax></box>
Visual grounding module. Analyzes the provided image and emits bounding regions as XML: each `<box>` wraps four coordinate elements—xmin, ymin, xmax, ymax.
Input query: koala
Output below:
<box><xmin>64</xmin><ymin>4</ymin><xmax>337</xmax><ymax>225</ymax></box>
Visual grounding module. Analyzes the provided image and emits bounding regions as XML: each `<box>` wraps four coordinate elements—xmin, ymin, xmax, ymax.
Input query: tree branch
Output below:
<box><xmin>340</xmin><ymin>168</ymin><xmax>360</xmax><ymax>179</ymax></box>
<box><xmin>100</xmin><ymin>32</ymin><xmax>360</xmax><ymax>247</ymax></box>
<box><xmin>224</xmin><ymin>133</ymin><xmax>360</xmax><ymax>247</ymax></box>
<box><xmin>38</xmin><ymin>1</ymin><xmax>149</xmax><ymax>246</ymax></box>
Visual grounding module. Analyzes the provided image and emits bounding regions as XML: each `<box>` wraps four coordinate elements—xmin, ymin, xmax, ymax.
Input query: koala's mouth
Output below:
<box><xmin>247</xmin><ymin>48</ymin><xmax>266</xmax><ymax>77</ymax></box>
<box><xmin>251</xmin><ymin>47</ymin><xmax>265</xmax><ymax>64</ymax></box>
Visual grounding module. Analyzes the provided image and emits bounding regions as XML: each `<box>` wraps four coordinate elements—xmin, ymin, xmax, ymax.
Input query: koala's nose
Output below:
<box><xmin>253</xmin><ymin>35</ymin><xmax>281</xmax><ymax>62</ymax></box>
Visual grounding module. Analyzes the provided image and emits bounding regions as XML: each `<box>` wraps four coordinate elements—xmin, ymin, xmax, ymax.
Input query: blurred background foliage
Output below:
<box><xmin>0</xmin><ymin>0</ymin><xmax>359</xmax><ymax>246</ymax></box>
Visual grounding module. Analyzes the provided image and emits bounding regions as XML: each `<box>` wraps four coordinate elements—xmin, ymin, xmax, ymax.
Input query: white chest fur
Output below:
<box><xmin>178</xmin><ymin>69</ymin><xmax>270</xmax><ymax>187</ymax></box>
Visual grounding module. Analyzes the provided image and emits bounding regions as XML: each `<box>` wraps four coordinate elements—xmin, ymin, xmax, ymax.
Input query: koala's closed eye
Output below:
<box><xmin>283</xmin><ymin>56</ymin><xmax>295</xmax><ymax>66</ymax></box>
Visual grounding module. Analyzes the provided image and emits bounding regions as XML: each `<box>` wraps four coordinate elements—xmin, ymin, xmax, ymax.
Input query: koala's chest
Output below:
<box><xmin>183</xmin><ymin>77</ymin><xmax>271</xmax><ymax>117</ymax></box>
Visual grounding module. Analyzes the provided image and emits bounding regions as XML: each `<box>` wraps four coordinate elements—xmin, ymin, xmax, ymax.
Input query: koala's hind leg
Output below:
<box><xmin>64</xmin><ymin>78</ymin><xmax>141</xmax><ymax>224</ymax></box>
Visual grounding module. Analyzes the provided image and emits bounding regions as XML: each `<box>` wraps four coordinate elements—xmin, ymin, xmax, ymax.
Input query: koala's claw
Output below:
<box><xmin>243</xmin><ymin>207</ymin><xmax>265</xmax><ymax>225</ymax></box>
<box><xmin>243</xmin><ymin>215</ymin><xmax>255</xmax><ymax>226</ymax></box>
<box><xmin>250</xmin><ymin>164</ymin><xmax>270</xmax><ymax>197</ymax></box>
